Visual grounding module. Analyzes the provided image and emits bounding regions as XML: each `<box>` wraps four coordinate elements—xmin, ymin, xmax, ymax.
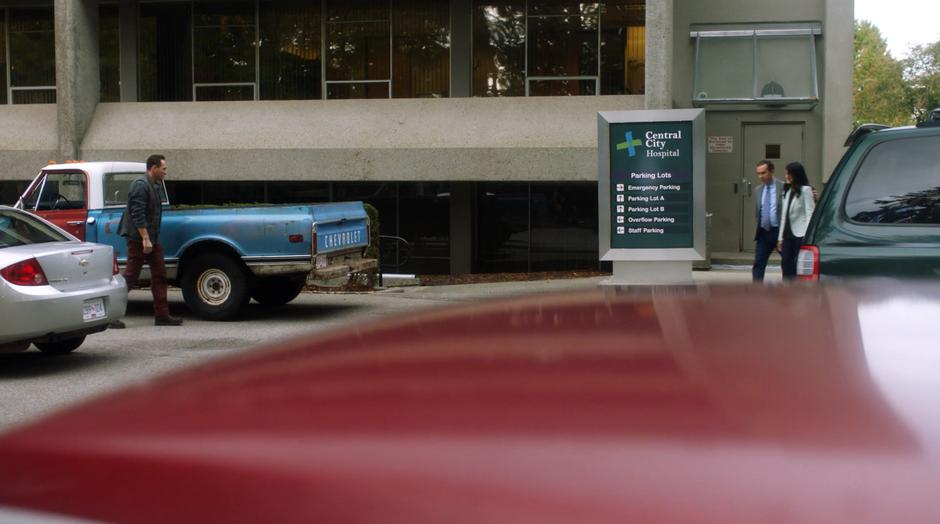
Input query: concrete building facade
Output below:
<box><xmin>0</xmin><ymin>0</ymin><xmax>853</xmax><ymax>274</ymax></box>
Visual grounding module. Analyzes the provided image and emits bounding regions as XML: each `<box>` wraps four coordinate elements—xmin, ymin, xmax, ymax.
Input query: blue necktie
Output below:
<box><xmin>760</xmin><ymin>185</ymin><xmax>771</xmax><ymax>230</ymax></box>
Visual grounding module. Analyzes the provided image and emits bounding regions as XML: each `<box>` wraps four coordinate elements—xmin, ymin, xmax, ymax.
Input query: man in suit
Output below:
<box><xmin>752</xmin><ymin>159</ymin><xmax>784</xmax><ymax>282</ymax></box>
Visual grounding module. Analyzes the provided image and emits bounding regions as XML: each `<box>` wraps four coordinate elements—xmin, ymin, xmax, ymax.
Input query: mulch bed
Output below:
<box><xmin>412</xmin><ymin>270</ymin><xmax>609</xmax><ymax>286</ymax></box>
<box><xmin>306</xmin><ymin>270</ymin><xmax>610</xmax><ymax>292</ymax></box>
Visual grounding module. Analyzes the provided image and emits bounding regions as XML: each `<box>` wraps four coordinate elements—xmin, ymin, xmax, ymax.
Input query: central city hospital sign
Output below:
<box><xmin>598</xmin><ymin>109</ymin><xmax>706</xmax><ymax>265</ymax></box>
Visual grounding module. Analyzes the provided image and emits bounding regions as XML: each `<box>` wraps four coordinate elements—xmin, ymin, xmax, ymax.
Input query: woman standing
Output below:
<box><xmin>777</xmin><ymin>162</ymin><xmax>815</xmax><ymax>280</ymax></box>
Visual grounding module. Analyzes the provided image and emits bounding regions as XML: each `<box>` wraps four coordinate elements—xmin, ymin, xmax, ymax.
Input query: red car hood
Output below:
<box><xmin>1</xmin><ymin>282</ymin><xmax>939</xmax><ymax>523</ymax></box>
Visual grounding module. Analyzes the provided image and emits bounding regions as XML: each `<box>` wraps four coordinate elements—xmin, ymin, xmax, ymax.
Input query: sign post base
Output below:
<box><xmin>601</xmin><ymin>260</ymin><xmax>694</xmax><ymax>286</ymax></box>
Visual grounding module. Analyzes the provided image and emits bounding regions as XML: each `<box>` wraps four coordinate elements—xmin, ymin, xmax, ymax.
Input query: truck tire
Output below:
<box><xmin>35</xmin><ymin>336</ymin><xmax>85</xmax><ymax>354</ymax></box>
<box><xmin>251</xmin><ymin>276</ymin><xmax>306</xmax><ymax>307</ymax></box>
<box><xmin>182</xmin><ymin>253</ymin><xmax>250</xmax><ymax>321</ymax></box>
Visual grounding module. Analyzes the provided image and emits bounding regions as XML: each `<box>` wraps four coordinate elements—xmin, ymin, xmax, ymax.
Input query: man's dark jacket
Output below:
<box><xmin>118</xmin><ymin>176</ymin><xmax>163</xmax><ymax>242</ymax></box>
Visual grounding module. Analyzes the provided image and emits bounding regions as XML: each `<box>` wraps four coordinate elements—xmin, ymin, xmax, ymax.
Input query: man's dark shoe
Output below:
<box><xmin>108</xmin><ymin>320</ymin><xmax>126</xmax><ymax>329</ymax></box>
<box><xmin>154</xmin><ymin>315</ymin><xmax>183</xmax><ymax>326</ymax></box>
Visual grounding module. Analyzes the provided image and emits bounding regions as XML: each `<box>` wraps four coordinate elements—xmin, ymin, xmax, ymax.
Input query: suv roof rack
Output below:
<box><xmin>915</xmin><ymin>108</ymin><xmax>940</xmax><ymax>127</ymax></box>
<box><xmin>843</xmin><ymin>123</ymin><xmax>890</xmax><ymax>147</ymax></box>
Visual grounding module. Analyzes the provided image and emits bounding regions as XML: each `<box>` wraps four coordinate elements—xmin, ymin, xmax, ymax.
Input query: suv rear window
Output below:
<box><xmin>845</xmin><ymin>135</ymin><xmax>940</xmax><ymax>224</ymax></box>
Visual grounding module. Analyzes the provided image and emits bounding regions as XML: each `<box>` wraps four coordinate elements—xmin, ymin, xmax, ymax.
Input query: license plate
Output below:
<box><xmin>83</xmin><ymin>298</ymin><xmax>106</xmax><ymax>322</ymax></box>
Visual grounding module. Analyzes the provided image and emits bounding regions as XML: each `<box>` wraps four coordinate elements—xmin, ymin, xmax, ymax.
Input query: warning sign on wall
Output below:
<box><xmin>707</xmin><ymin>136</ymin><xmax>733</xmax><ymax>154</ymax></box>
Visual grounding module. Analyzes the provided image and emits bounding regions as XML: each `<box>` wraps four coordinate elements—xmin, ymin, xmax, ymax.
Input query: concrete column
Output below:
<box><xmin>644</xmin><ymin>0</ymin><xmax>673</xmax><ymax>110</ymax></box>
<box><xmin>55</xmin><ymin>0</ymin><xmax>99</xmax><ymax>161</ymax></box>
<box><xmin>822</xmin><ymin>0</ymin><xmax>853</xmax><ymax>182</ymax></box>
<box><xmin>120</xmin><ymin>0</ymin><xmax>139</xmax><ymax>102</ymax></box>
<box><xmin>450</xmin><ymin>0</ymin><xmax>472</xmax><ymax>97</ymax></box>
<box><xmin>449</xmin><ymin>182</ymin><xmax>474</xmax><ymax>274</ymax></box>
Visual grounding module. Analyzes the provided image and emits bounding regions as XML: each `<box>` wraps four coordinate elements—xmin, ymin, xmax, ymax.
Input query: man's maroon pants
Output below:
<box><xmin>123</xmin><ymin>240</ymin><xmax>169</xmax><ymax>318</ymax></box>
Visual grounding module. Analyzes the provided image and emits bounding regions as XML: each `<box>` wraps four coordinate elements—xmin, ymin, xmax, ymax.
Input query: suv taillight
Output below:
<box><xmin>1</xmin><ymin>258</ymin><xmax>49</xmax><ymax>286</ymax></box>
<box><xmin>113</xmin><ymin>252</ymin><xmax>120</xmax><ymax>276</ymax></box>
<box><xmin>797</xmin><ymin>245</ymin><xmax>819</xmax><ymax>281</ymax></box>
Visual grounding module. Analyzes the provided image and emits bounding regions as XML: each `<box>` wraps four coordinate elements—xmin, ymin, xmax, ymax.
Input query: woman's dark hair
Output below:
<box><xmin>785</xmin><ymin>161</ymin><xmax>809</xmax><ymax>191</ymax></box>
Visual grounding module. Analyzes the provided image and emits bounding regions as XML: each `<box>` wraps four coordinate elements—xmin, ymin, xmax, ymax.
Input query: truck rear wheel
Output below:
<box><xmin>251</xmin><ymin>276</ymin><xmax>306</xmax><ymax>307</ymax></box>
<box><xmin>182</xmin><ymin>253</ymin><xmax>250</xmax><ymax>321</ymax></box>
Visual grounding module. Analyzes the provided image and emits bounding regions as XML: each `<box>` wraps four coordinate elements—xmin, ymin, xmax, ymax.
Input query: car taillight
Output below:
<box><xmin>113</xmin><ymin>253</ymin><xmax>120</xmax><ymax>276</ymax></box>
<box><xmin>797</xmin><ymin>245</ymin><xmax>819</xmax><ymax>281</ymax></box>
<box><xmin>0</xmin><ymin>258</ymin><xmax>49</xmax><ymax>286</ymax></box>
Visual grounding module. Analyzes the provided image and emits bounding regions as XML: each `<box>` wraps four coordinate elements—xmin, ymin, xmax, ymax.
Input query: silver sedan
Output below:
<box><xmin>0</xmin><ymin>206</ymin><xmax>127</xmax><ymax>354</ymax></box>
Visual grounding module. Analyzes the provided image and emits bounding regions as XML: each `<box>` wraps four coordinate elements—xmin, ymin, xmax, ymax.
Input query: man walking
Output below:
<box><xmin>116</xmin><ymin>154</ymin><xmax>183</xmax><ymax>326</ymax></box>
<box><xmin>752</xmin><ymin>159</ymin><xmax>784</xmax><ymax>282</ymax></box>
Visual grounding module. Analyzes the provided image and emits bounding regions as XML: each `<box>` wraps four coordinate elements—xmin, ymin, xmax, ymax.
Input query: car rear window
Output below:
<box><xmin>845</xmin><ymin>135</ymin><xmax>940</xmax><ymax>224</ymax></box>
<box><xmin>0</xmin><ymin>209</ymin><xmax>70</xmax><ymax>248</ymax></box>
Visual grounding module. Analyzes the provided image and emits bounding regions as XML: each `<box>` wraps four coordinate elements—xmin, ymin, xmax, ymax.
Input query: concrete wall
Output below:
<box><xmin>0</xmin><ymin>106</ymin><xmax>59</xmax><ymax>181</ymax></box>
<box><xmin>823</xmin><ymin>0</ymin><xmax>854</xmax><ymax>179</ymax></box>
<box><xmin>672</xmin><ymin>0</ymin><xmax>852</xmax><ymax>252</ymax></box>
<box><xmin>79</xmin><ymin>95</ymin><xmax>645</xmax><ymax>182</ymax></box>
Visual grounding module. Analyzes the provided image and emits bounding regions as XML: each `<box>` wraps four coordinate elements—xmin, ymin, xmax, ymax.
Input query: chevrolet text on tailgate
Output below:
<box><xmin>15</xmin><ymin>162</ymin><xmax>377</xmax><ymax>320</ymax></box>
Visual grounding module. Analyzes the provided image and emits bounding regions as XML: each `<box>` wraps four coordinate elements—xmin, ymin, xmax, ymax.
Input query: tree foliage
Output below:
<box><xmin>854</xmin><ymin>20</ymin><xmax>940</xmax><ymax>126</ymax></box>
<box><xmin>904</xmin><ymin>41</ymin><xmax>940</xmax><ymax>122</ymax></box>
<box><xmin>853</xmin><ymin>20</ymin><xmax>910</xmax><ymax>126</ymax></box>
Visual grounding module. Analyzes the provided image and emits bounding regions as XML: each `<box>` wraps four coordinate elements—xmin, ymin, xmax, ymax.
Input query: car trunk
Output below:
<box><xmin>28</xmin><ymin>242</ymin><xmax>115</xmax><ymax>292</ymax></box>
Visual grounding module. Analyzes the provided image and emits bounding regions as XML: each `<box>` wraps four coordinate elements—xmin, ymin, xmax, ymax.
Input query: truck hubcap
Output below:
<box><xmin>196</xmin><ymin>269</ymin><xmax>231</xmax><ymax>306</ymax></box>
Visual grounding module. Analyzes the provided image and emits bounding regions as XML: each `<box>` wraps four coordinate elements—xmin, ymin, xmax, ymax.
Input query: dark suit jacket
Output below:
<box><xmin>753</xmin><ymin>178</ymin><xmax>784</xmax><ymax>240</ymax></box>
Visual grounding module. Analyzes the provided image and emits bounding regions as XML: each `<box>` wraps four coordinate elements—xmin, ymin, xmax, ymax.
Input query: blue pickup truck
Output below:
<box><xmin>16</xmin><ymin>162</ymin><xmax>376</xmax><ymax>320</ymax></box>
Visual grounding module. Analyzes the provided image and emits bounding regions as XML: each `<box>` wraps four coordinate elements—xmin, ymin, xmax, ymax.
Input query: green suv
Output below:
<box><xmin>798</xmin><ymin>110</ymin><xmax>940</xmax><ymax>280</ymax></box>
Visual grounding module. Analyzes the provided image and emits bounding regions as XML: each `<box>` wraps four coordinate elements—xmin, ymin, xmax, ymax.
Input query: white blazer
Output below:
<box><xmin>778</xmin><ymin>186</ymin><xmax>815</xmax><ymax>241</ymax></box>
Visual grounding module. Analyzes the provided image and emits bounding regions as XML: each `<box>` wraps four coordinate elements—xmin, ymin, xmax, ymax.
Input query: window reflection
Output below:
<box><xmin>600</xmin><ymin>0</ymin><xmax>645</xmax><ymax>95</ymax></box>
<box><xmin>325</xmin><ymin>0</ymin><xmax>391</xmax><ymax>99</ymax></box>
<box><xmin>139</xmin><ymin>3</ymin><xmax>193</xmax><ymax>102</ymax></box>
<box><xmin>99</xmin><ymin>6</ymin><xmax>120</xmax><ymax>102</ymax></box>
<box><xmin>527</xmin><ymin>12</ymin><xmax>599</xmax><ymax>77</ymax></box>
<box><xmin>392</xmin><ymin>0</ymin><xmax>450</xmax><ymax>98</ymax></box>
<box><xmin>9</xmin><ymin>7</ymin><xmax>56</xmax><ymax>104</ymax></box>
<box><xmin>477</xmin><ymin>182</ymin><xmax>599</xmax><ymax>272</ymax></box>
<box><xmin>530</xmin><ymin>183</ymin><xmax>599</xmax><ymax>271</ymax></box>
<box><xmin>477</xmin><ymin>183</ymin><xmax>530</xmax><ymax>272</ymax></box>
<box><xmin>529</xmin><ymin>78</ymin><xmax>596</xmax><ymax>96</ymax></box>
<box><xmin>473</xmin><ymin>1</ymin><xmax>645</xmax><ymax>97</ymax></box>
<box><xmin>260</xmin><ymin>0</ymin><xmax>322</xmax><ymax>100</ymax></box>
<box><xmin>194</xmin><ymin>0</ymin><xmax>256</xmax><ymax>100</ymax></box>
<box><xmin>472</xmin><ymin>4</ymin><xmax>526</xmax><ymax>97</ymax></box>
<box><xmin>326</xmin><ymin>82</ymin><xmax>390</xmax><ymax>99</ymax></box>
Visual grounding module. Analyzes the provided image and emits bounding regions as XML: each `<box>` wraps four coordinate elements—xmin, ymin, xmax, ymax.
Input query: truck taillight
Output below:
<box><xmin>1</xmin><ymin>258</ymin><xmax>49</xmax><ymax>286</ymax></box>
<box><xmin>797</xmin><ymin>245</ymin><xmax>819</xmax><ymax>281</ymax></box>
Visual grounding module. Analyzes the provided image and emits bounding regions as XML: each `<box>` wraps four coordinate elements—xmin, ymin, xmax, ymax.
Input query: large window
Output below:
<box><xmin>472</xmin><ymin>1</ymin><xmax>644</xmax><ymax>97</ymax></box>
<box><xmin>4</xmin><ymin>7</ymin><xmax>56</xmax><ymax>104</ymax></box>
<box><xmin>392</xmin><ymin>0</ymin><xmax>450</xmax><ymax>98</ymax></box>
<box><xmin>845</xmin><ymin>137</ymin><xmax>940</xmax><ymax>225</ymax></box>
<box><xmin>100</xmin><ymin>5</ymin><xmax>120</xmax><ymax>102</ymax></box>
<box><xmin>325</xmin><ymin>0</ymin><xmax>391</xmax><ymax>99</ymax></box>
<box><xmin>260</xmin><ymin>0</ymin><xmax>322</xmax><ymax>100</ymax></box>
<box><xmin>477</xmin><ymin>182</ymin><xmax>598</xmax><ymax>272</ymax></box>
<box><xmin>194</xmin><ymin>0</ymin><xmax>257</xmax><ymax>101</ymax></box>
<box><xmin>135</xmin><ymin>0</ymin><xmax>449</xmax><ymax>102</ymax></box>
<box><xmin>139</xmin><ymin>3</ymin><xmax>193</xmax><ymax>101</ymax></box>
